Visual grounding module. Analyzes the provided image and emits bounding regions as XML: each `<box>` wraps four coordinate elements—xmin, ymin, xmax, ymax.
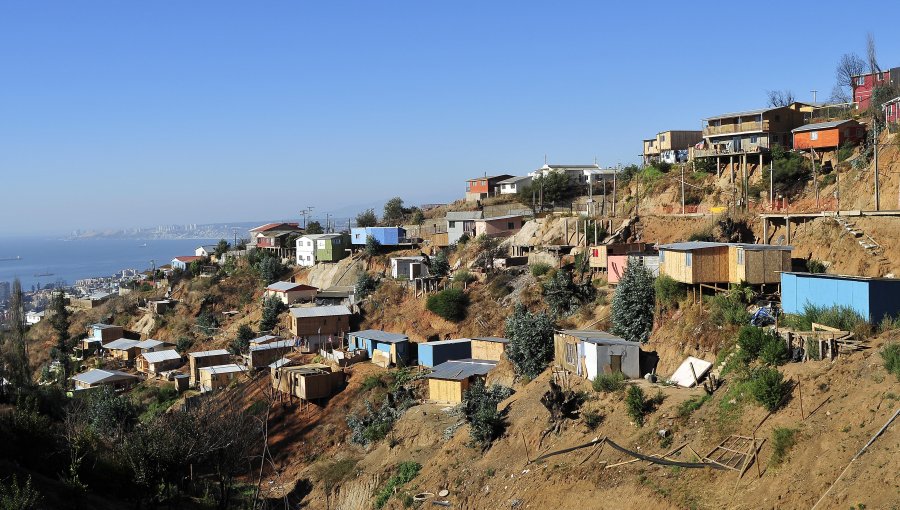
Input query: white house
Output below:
<box><xmin>391</xmin><ymin>256</ymin><xmax>430</xmax><ymax>280</ymax></box>
<box><xmin>172</xmin><ymin>256</ymin><xmax>203</xmax><ymax>270</ymax></box>
<box><xmin>498</xmin><ymin>175</ymin><xmax>532</xmax><ymax>195</ymax></box>
<box><xmin>296</xmin><ymin>236</ymin><xmax>316</xmax><ymax>266</ymax></box>
<box><xmin>195</xmin><ymin>245</ymin><xmax>218</xmax><ymax>257</ymax></box>
<box><xmin>25</xmin><ymin>310</ymin><xmax>45</xmax><ymax>325</ymax></box>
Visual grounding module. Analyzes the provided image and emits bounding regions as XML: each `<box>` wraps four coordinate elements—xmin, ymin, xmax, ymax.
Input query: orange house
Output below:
<box><xmin>465</xmin><ymin>174</ymin><xmax>514</xmax><ymax>201</ymax></box>
<box><xmin>792</xmin><ymin>120</ymin><xmax>865</xmax><ymax>150</ymax></box>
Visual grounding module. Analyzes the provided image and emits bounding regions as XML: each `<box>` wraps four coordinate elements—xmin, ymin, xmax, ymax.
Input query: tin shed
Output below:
<box><xmin>780</xmin><ymin>272</ymin><xmax>900</xmax><ymax>323</ymax></box>
<box><xmin>427</xmin><ymin>359</ymin><xmax>497</xmax><ymax>404</ymax></box>
<box><xmin>554</xmin><ymin>330</ymin><xmax>641</xmax><ymax>380</ymax></box>
<box><xmin>418</xmin><ymin>338</ymin><xmax>472</xmax><ymax>367</ymax></box>
<box><xmin>347</xmin><ymin>330</ymin><xmax>410</xmax><ymax>366</ymax></box>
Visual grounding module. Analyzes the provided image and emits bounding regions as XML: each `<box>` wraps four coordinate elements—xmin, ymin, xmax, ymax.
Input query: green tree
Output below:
<box><xmin>306</xmin><ymin>221</ymin><xmax>324</xmax><ymax>234</ymax></box>
<box><xmin>48</xmin><ymin>291</ymin><xmax>72</xmax><ymax>383</ymax></box>
<box><xmin>4</xmin><ymin>279</ymin><xmax>31</xmax><ymax>387</ymax></box>
<box><xmin>355</xmin><ymin>272</ymin><xmax>380</xmax><ymax>300</ymax></box>
<box><xmin>542</xmin><ymin>268</ymin><xmax>595</xmax><ymax>317</ymax></box>
<box><xmin>365</xmin><ymin>235</ymin><xmax>382</xmax><ymax>257</ymax></box>
<box><xmin>425</xmin><ymin>288</ymin><xmax>468</xmax><ymax>321</ymax></box>
<box><xmin>214</xmin><ymin>239</ymin><xmax>230</xmax><ymax>258</ymax></box>
<box><xmin>519</xmin><ymin>171</ymin><xmax>575</xmax><ymax>209</ymax></box>
<box><xmin>504</xmin><ymin>304</ymin><xmax>556</xmax><ymax>379</ymax></box>
<box><xmin>409</xmin><ymin>208</ymin><xmax>424</xmax><ymax>225</ymax></box>
<box><xmin>356</xmin><ymin>208</ymin><xmax>378</xmax><ymax>228</ymax></box>
<box><xmin>654</xmin><ymin>274</ymin><xmax>685</xmax><ymax>310</ymax></box>
<box><xmin>255</xmin><ymin>255</ymin><xmax>284</xmax><ymax>284</ymax></box>
<box><xmin>229</xmin><ymin>324</ymin><xmax>255</xmax><ymax>354</ymax></box>
<box><xmin>610</xmin><ymin>263</ymin><xmax>655</xmax><ymax>343</ymax></box>
<box><xmin>383</xmin><ymin>197</ymin><xmax>406</xmax><ymax>226</ymax></box>
<box><xmin>188</xmin><ymin>259</ymin><xmax>203</xmax><ymax>277</ymax></box>
<box><xmin>259</xmin><ymin>296</ymin><xmax>285</xmax><ymax>332</ymax></box>
<box><xmin>196</xmin><ymin>310</ymin><xmax>220</xmax><ymax>336</ymax></box>
<box><xmin>462</xmin><ymin>380</ymin><xmax>513</xmax><ymax>450</ymax></box>
<box><xmin>430</xmin><ymin>250</ymin><xmax>450</xmax><ymax>278</ymax></box>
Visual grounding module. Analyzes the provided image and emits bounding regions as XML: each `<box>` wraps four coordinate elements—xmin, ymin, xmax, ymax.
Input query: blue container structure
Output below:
<box><xmin>418</xmin><ymin>339</ymin><xmax>472</xmax><ymax>368</ymax></box>
<box><xmin>347</xmin><ymin>329</ymin><xmax>410</xmax><ymax>364</ymax></box>
<box><xmin>350</xmin><ymin>227</ymin><xmax>407</xmax><ymax>246</ymax></box>
<box><xmin>780</xmin><ymin>272</ymin><xmax>900</xmax><ymax>323</ymax></box>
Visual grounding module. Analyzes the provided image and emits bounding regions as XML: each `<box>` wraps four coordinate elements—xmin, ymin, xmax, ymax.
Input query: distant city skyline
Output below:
<box><xmin>2</xmin><ymin>1</ymin><xmax>898</xmax><ymax>235</ymax></box>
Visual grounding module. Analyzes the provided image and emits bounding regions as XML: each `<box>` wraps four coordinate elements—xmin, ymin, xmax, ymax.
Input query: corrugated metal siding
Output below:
<box><xmin>868</xmin><ymin>280</ymin><xmax>900</xmax><ymax>323</ymax></box>
<box><xmin>781</xmin><ymin>273</ymin><xmax>871</xmax><ymax>319</ymax></box>
<box><xmin>418</xmin><ymin>340</ymin><xmax>472</xmax><ymax>367</ymax></box>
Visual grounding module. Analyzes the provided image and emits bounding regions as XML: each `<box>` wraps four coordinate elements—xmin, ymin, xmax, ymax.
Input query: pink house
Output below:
<box><xmin>474</xmin><ymin>214</ymin><xmax>525</xmax><ymax>239</ymax></box>
<box><xmin>606</xmin><ymin>255</ymin><xmax>628</xmax><ymax>284</ymax></box>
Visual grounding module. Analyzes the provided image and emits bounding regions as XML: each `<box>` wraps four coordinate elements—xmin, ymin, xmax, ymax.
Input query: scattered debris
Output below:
<box><xmin>670</xmin><ymin>356</ymin><xmax>713</xmax><ymax>388</ymax></box>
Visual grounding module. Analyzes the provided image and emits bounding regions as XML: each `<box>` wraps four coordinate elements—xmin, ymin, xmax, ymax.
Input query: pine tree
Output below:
<box><xmin>5</xmin><ymin>279</ymin><xmax>31</xmax><ymax>386</ymax></box>
<box><xmin>430</xmin><ymin>250</ymin><xmax>450</xmax><ymax>278</ymax></box>
<box><xmin>49</xmin><ymin>290</ymin><xmax>72</xmax><ymax>383</ymax></box>
<box><xmin>610</xmin><ymin>263</ymin><xmax>655</xmax><ymax>343</ymax></box>
<box><xmin>504</xmin><ymin>304</ymin><xmax>556</xmax><ymax>379</ymax></box>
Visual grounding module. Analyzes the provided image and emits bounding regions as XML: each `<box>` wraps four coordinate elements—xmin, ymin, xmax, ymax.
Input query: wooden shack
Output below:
<box><xmin>347</xmin><ymin>330</ymin><xmax>410</xmax><ymax>367</ymax></box>
<box><xmin>271</xmin><ymin>363</ymin><xmax>345</xmax><ymax>402</ymax></box>
<box><xmin>554</xmin><ymin>330</ymin><xmax>642</xmax><ymax>380</ymax></box>
<box><xmin>728</xmin><ymin>244</ymin><xmax>792</xmax><ymax>285</ymax></box>
<box><xmin>198</xmin><ymin>364</ymin><xmax>246</xmax><ymax>393</ymax></box>
<box><xmin>469</xmin><ymin>337</ymin><xmax>509</xmax><ymax>361</ymax></box>
<box><xmin>427</xmin><ymin>359</ymin><xmax>497</xmax><ymax>404</ymax></box>
<box><xmin>102</xmin><ymin>339</ymin><xmax>141</xmax><ymax>362</ymax></box>
<box><xmin>188</xmin><ymin>349</ymin><xmax>232</xmax><ymax>386</ymax></box>
<box><xmin>136</xmin><ymin>349</ymin><xmax>183</xmax><ymax>376</ymax></box>
<box><xmin>588</xmin><ymin>243</ymin><xmax>648</xmax><ymax>270</ymax></box>
<box><xmin>659</xmin><ymin>241</ymin><xmax>790</xmax><ymax>286</ymax></box>
<box><xmin>289</xmin><ymin>305</ymin><xmax>353</xmax><ymax>353</ymax></box>
<box><xmin>245</xmin><ymin>340</ymin><xmax>296</xmax><ymax>370</ymax></box>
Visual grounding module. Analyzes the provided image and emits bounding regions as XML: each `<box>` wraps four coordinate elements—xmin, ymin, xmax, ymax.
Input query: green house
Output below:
<box><xmin>297</xmin><ymin>233</ymin><xmax>351</xmax><ymax>266</ymax></box>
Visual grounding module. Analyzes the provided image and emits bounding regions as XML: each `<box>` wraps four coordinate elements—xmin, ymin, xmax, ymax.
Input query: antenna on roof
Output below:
<box><xmin>544</xmin><ymin>154</ymin><xmax>548</xmax><ymax>165</ymax></box>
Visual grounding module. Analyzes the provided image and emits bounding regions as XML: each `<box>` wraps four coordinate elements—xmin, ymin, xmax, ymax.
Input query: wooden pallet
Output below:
<box><xmin>703</xmin><ymin>435</ymin><xmax>764</xmax><ymax>477</ymax></box>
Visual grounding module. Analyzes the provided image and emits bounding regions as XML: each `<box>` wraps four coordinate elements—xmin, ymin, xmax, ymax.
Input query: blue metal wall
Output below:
<box><xmin>350</xmin><ymin>227</ymin><xmax>406</xmax><ymax>246</ymax></box>
<box><xmin>869</xmin><ymin>280</ymin><xmax>900</xmax><ymax>323</ymax></box>
<box><xmin>781</xmin><ymin>273</ymin><xmax>871</xmax><ymax>319</ymax></box>
<box><xmin>418</xmin><ymin>340</ymin><xmax>472</xmax><ymax>367</ymax></box>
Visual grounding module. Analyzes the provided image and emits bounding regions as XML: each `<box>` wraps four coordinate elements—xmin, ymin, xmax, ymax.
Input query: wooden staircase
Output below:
<box><xmin>833</xmin><ymin>216</ymin><xmax>891</xmax><ymax>275</ymax></box>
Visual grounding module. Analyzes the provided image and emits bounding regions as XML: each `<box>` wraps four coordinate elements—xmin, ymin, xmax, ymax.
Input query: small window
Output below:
<box><xmin>856</xmin><ymin>76</ymin><xmax>865</xmax><ymax>86</ymax></box>
<box><xmin>660</xmin><ymin>134</ymin><xmax>666</xmax><ymax>142</ymax></box>
<box><xmin>686</xmin><ymin>253</ymin><xmax>692</xmax><ymax>267</ymax></box>
<box><xmin>448</xmin><ymin>221</ymin><xmax>456</xmax><ymax>228</ymax></box>
<box><xmin>750</xmin><ymin>136</ymin><xmax>758</xmax><ymax>144</ymax></box>
<box><xmin>737</xmin><ymin>249</ymin><xmax>744</xmax><ymax>265</ymax></box>
<box><xmin>565</xmin><ymin>343</ymin><xmax>577</xmax><ymax>365</ymax></box>
<box><xmin>659</xmin><ymin>251</ymin><xmax>665</xmax><ymax>263</ymax></box>
<box><xmin>810</xmin><ymin>131</ymin><xmax>818</xmax><ymax>140</ymax></box>
<box><xmin>507</xmin><ymin>222</ymin><xmax>515</xmax><ymax>230</ymax></box>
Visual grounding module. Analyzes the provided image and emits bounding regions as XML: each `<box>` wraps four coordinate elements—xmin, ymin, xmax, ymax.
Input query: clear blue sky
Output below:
<box><xmin>2</xmin><ymin>1</ymin><xmax>898</xmax><ymax>235</ymax></box>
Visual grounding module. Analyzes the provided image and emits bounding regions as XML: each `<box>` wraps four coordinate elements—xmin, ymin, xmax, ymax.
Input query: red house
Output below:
<box><xmin>249</xmin><ymin>223</ymin><xmax>305</xmax><ymax>258</ymax></box>
<box><xmin>465</xmin><ymin>174</ymin><xmax>514</xmax><ymax>202</ymax></box>
<box><xmin>884</xmin><ymin>96</ymin><xmax>900</xmax><ymax>124</ymax></box>
<box><xmin>852</xmin><ymin>67</ymin><xmax>900</xmax><ymax>110</ymax></box>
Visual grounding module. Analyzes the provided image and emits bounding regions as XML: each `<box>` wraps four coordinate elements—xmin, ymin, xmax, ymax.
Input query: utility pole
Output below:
<box><xmin>681</xmin><ymin>164</ymin><xmax>685</xmax><ymax>214</ymax></box>
<box><xmin>769</xmin><ymin>160</ymin><xmax>774</xmax><ymax>210</ymax></box>
<box><xmin>874</xmin><ymin>121</ymin><xmax>880</xmax><ymax>211</ymax></box>
<box><xmin>811</xmin><ymin>89</ymin><xmax>817</xmax><ymax>103</ymax></box>
<box><xmin>299</xmin><ymin>207</ymin><xmax>314</xmax><ymax>229</ymax></box>
<box><xmin>812</xmin><ymin>149</ymin><xmax>819</xmax><ymax>210</ymax></box>
<box><xmin>612</xmin><ymin>166</ymin><xmax>618</xmax><ymax>217</ymax></box>
<box><xmin>232</xmin><ymin>227</ymin><xmax>238</xmax><ymax>248</ymax></box>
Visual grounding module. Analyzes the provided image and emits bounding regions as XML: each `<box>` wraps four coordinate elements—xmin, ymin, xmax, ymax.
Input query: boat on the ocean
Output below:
<box><xmin>0</xmin><ymin>255</ymin><xmax>22</xmax><ymax>262</ymax></box>
<box><xmin>34</xmin><ymin>272</ymin><xmax>54</xmax><ymax>277</ymax></box>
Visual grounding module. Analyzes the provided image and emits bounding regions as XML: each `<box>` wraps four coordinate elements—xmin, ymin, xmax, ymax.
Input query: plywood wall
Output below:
<box><xmin>428</xmin><ymin>378</ymin><xmax>467</xmax><ymax>403</ymax></box>
<box><xmin>471</xmin><ymin>340</ymin><xmax>505</xmax><ymax>361</ymax></box>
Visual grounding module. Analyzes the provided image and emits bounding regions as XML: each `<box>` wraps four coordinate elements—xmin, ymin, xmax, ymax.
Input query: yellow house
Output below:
<box><xmin>658</xmin><ymin>241</ymin><xmax>791</xmax><ymax>285</ymax></box>
<box><xmin>427</xmin><ymin>359</ymin><xmax>497</xmax><ymax>404</ymax></box>
<box><xmin>198</xmin><ymin>364</ymin><xmax>246</xmax><ymax>392</ymax></box>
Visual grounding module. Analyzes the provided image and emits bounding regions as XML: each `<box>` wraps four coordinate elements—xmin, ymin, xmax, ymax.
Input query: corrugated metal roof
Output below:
<box><xmin>268</xmin><ymin>357</ymin><xmax>294</xmax><ymax>369</ymax></box>
<box><xmin>250</xmin><ymin>335</ymin><xmax>280</xmax><ymax>344</ymax></box>
<box><xmin>134</xmin><ymin>339</ymin><xmax>169</xmax><ymax>350</ymax></box>
<box><xmin>267</xmin><ymin>281</ymin><xmax>316</xmax><ymax>292</ymax></box>
<box><xmin>302</xmin><ymin>233</ymin><xmax>344</xmax><ymax>240</ymax></box>
<box><xmin>103</xmin><ymin>339</ymin><xmax>140</xmax><ymax>350</ymax></box>
<box><xmin>445</xmin><ymin>211</ymin><xmax>483</xmax><ymax>220</ymax></box>
<box><xmin>249</xmin><ymin>339</ymin><xmax>296</xmax><ymax>352</ymax></box>
<box><xmin>349</xmin><ymin>329</ymin><xmax>409</xmax><ymax>343</ymax></box>
<box><xmin>423</xmin><ymin>338</ymin><xmax>472</xmax><ymax>346</ymax></box>
<box><xmin>471</xmin><ymin>336</ymin><xmax>510</xmax><ymax>344</ymax></box>
<box><xmin>703</xmin><ymin>107</ymin><xmax>775</xmax><ymax>121</ymax></box>
<box><xmin>658</xmin><ymin>241</ymin><xmax>729</xmax><ymax>251</ymax></box>
<box><xmin>558</xmin><ymin>329</ymin><xmax>634</xmax><ymax>346</ymax></box>
<box><xmin>428</xmin><ymin>359</ymin><xmax>497</xmax><ymax>380</ymax></box>
<box><xmin>289</xmin><ymin>305</ymin><xmax>352</xmax><ymax>318</ymax></box>
<box><xmin>91</xmin><ymin>323</ymin><xmax>121</xmax><ymax>330</ymax></box>
<box><xmin>141</xmin><ymin>349</ymin><xmax>182</xmax><ymax>363</ymax></box>
<box><xmin>480</xmin><ymin>214</ymin><xmax>524</xmax><ymax>221</ymax></box>
<box><xmin>199</xmin><ymin>363</ymin><xmax>245</xmax><ymax>375</ymax></box>
<box><xmin>497</xmin><ymin>175</ymin><xmax>531</xmax><ymax>184</ymax></box>
<box><xmin>792</xmin><ymin>120</ymin><xmax>856</xmax><ymax>132</ymax></box>
<box><xmin>189</xmin><ymin>349</ymin><xmax>231</xmax><ymax>358</ymax></box>
<box><xmin>72</xmin><ymin>368</ymin><xmax>137</xmax><ymax>385</ymax></box>
<box><xmin>782</xmin><ymin>271</ymin><xmax>900</xmax><ymax>282</ymax></box>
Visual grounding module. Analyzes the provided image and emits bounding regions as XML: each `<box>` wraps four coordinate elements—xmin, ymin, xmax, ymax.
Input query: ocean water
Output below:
<box><xmin>0</xmin><ymin>237</ymin><xmax>220</xmax><ymax>291</ymax></box>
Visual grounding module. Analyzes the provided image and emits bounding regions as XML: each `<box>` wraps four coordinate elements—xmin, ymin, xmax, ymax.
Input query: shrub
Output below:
<box><xmin>229</xmin><ymin>324</ymin><xmax>255</xmax><ymax>354</ymax></box>
<box><xmin>374</xmin><ymin>462</ymin><xmax>421</xmax><ymax>509</ymax></box>
<box><xmin>582</xmin><ymin>410</ymin><xmax>604</xmax><ymax>430</ymax></box>
<box><xmin>462</xmin><ymin>380</ymin><xmax>514</xmax><ymax>450</ymax></box>
<box><xmin>0</xmin><ymin>475</ymin><xmax>41</xmax><ymax>510</ymax></box>
<box><xmin>625</xmin><ymin>385</ymin><xmax>649</xmax><ymax>426</ymax></box>
<box><xmin>759</xmin><ymin>334</ymin><xmax>789</xmax><ymax>366</ymax></box>
<box><xmin>770</xmin><ymin>427</ymin><xmax>797</xmax><ymax>466</ymax></box>
<box><xmin>676</xmin><ymin>395</ymin><xmax>710</xmax><ymax>419</ymax></box>
<box><xmin>355</xmin><ymin>208</ymin><xmax>378</xmax><ymax>228</ymax></box>
<box><xmin>254</xmin><ymin>255</ymin><xmax>284</xmax><ymax>284</ymax></box>
<box><xmin>364</xmin><ymin>235</ymin><xmax>381</xmax><ymax>257</ymax></box>
<box><xmin>806</xmin><ymin>259</ymin><xmax>827</xmax><ymax>274</ymax></box>
<box><xmin>176</xmin><ymin>336</ymin><xmax>194</xmax><ymax>353</ymax></box>
<box><xmin>196</xmin><ymin>310</ymin><xmax>220</xmax><ymax>335</ymax></box>
<box><xmin>542</xmin><ymin>269</ymin><xmax>595</xmax><ymax>317</ymax></box>
<box><xmin>452</xmin><ymin>270</ymin><xmax>475</xmax><ymax>284</ymax></box>
<box><xmin>592</xmin><ymin>372</ymin><xmax>626</xmax><ymax>393</ymax></box>
<box><xmin>530</xmin><ymin>263</ymin><xmax>552</xmax><ymax>277</ymax></box>
<box><xmin>805</xmin><ymin>337</ymin><xmax>821</xmax><ymax>360</ymax></box>
<box><xmin>425</xmin><ymin>288</ymin><xmax>468</xmax><ymax>321</ymax></box>
<box><xmin>707</xmin><ymin>294</ymin><xmax>749</xmax><ymax>327</ymax></box>
<box><xmin>316</xmin><ymin>458</ymin><xmax>359</xmax><ymax>495</ymax></box>
<box><xmin>611</xmin><ymin>263</ymin><xmax>655</xmax><ymax>343</ymax></box>
<box><xmin>505</xmin><ymin>304</ymin><xmax>556</xmax><ymax>379</ymax></box>
<box><xmin>654</xmin><ymin>274</ymin><xmax>685</xmax><ymax>309</ymax></box>
<box><xmin>881</xmin><ymin>343</ymin><xmax>900</xmax><ymax>381</ymax></box>
<box><xmin>748</xmin><ymin>367</ymin><xmax>789</xmax><ymax>412</ymax></box>
<box><xmin>781</xmin><ymin>304</ymin><xmax>867</xmax><ymax>333</ymax></box>
<box><xmin>259</xmin><ymin>295</ymin><xmax>285</xmax><ymax>332</ymax></box>
<box><xmin>736</xmin><ymin>326</ymin><xmax>767</xmax><ymax>359</ymax></box>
